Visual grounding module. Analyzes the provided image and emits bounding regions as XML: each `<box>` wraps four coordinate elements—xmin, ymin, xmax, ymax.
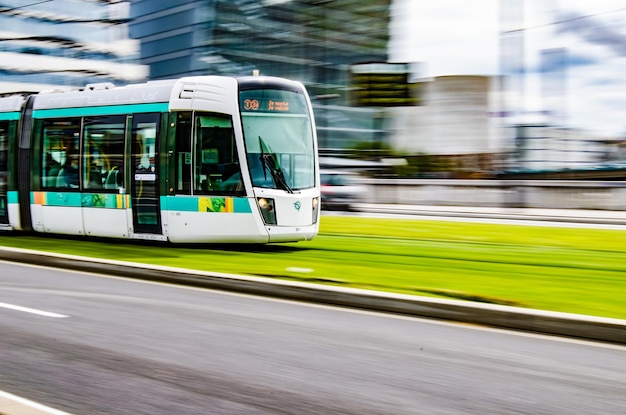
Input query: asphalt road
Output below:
<box><xmin>2</xmin><ymin>261</ymin><xmax>626</xmax><ymax>415</ymax></box>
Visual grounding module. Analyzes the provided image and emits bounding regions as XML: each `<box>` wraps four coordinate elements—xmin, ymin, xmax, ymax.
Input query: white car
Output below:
<box><xmin>320</xmin><ymin>170</ymin><xmax>368</xmax><ymax>211</ymax></box>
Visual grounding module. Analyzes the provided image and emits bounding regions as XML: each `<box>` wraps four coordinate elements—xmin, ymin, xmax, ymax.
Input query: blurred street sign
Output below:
<box><xmin>350</xmin><ymin>62</ymin><xmax>420</xmax><ymax>107</ymax></box>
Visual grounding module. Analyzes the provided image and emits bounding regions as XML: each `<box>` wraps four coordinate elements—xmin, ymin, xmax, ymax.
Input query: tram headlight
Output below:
<box><xmin>257</xmin><ymin>197</ymin><xmax>277</xmax><ymax>225</ymax></box>
<box><xmin>312</xmin><ymin>197</ymin><xmax>320</xmax><ymax>224</ymax></box>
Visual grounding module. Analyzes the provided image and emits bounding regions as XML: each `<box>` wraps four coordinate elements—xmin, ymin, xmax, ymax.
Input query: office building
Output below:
<box><xmin>0</xmin><ymin>0</ymin><xmax>146</xmax><ymax>93</ymax></box>
<box><xmin>129</xmin><ymin>0</ymin><xmax>392</xmax><ymax>152</ymax></box>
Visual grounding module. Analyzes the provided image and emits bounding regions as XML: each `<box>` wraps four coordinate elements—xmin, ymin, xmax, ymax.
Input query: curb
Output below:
<box><xmin>1</xmin><ymin>246</ymin><xmax>625</xmax><ymax>345</ymax></box>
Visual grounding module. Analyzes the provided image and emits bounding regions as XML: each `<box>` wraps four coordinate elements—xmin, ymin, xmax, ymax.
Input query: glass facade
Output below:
<box><xmin>0</xmin><ymin>0</ymin><xmax>146</xmax><ymax>90</ymax></box>
<box><xmin>2</xmin><ymin>1</ymin><xmax>393</xmax><ymax>152</ymax></box>
<box><xmin>129</xmin><ymin>0</ymin><xmax>391</xmax><ymax>152</ymax></box>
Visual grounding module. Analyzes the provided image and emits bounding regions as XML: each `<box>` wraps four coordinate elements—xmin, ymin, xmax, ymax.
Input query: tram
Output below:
<box><xmin>0</xmin><ymin>75</ymin><xmax>320</xmax><ymax>243</ymax></box>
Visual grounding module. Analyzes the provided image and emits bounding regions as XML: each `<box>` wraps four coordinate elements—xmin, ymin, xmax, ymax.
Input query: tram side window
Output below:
<box><xmin>40</xmin><ymin>118</ymin><xmax>81</xmax><ymax>189</ymax></box>
<box><xmin>194</xmin><ymin>113</ymin><xmax>244</xmax><ymax>196</ymax></box>
<box><xmin>0</xmin><ymin>122</ymin><xmax>8</xmax><ymax>219</ymax></box>
<box><xmin>84</xmin><ymin>116</ymin><xmax>125</xmax><ymax>191</ymax></box>
<box><xmin>175</xmin><ymin>112</ymin><xmax>192</xmax><ymax>194</ymax></box>
<box><xmin>132</xmin><ymin>116</ymin><xmax>158</xmax><ymax>174</ymax></box>
<box><xmin>0</xmin><ymin>121</ymin><xmax>8</xmax><ymax>172</ymax></box>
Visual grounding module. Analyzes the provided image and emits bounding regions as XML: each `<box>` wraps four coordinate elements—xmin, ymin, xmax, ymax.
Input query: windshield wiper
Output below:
<box><xmin>259</xmin><ymin>136</ymin><xmax>293</xmax><ymax>193</ymax></box>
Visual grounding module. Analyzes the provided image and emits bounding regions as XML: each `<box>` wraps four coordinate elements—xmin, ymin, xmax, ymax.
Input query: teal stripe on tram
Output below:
<box><xmin>0</xmin><ymin>112</ymin><xmax>20</xmax><ymax>121</ymax></box>
<box><xmin>30</xmin><ymin>191</ymin><xmax>129</xmax><ymax>209</ymax></box>
<box><xmin>233</xmin><ymin>198</ymin><xmax>253</xmax><ymax>213</ymax></box>
<box><xmin>163</xmin><ymin>196</ymin><xmax>253</xmax><ymax>213</ymax></box>
<box><xmin>32</xmin><ymin>192</ymin><xmax>83</xmax><ymax>207</ymax></box>
<box><xmin>163</xmin><ymin>196</ymin><xmax>199</xmax><ymax>212</ymax></box>
<box><xmin>7</xmin><ymin>191</ymin><xmax>18</xmax><ymax>204</ymax></box>
<box><xmin>81</xmin><ymin>193</ymin><xmax>127</xmax><ymax>209</ymax></box>
<box><xmin>33</xmin><ymin>102</ymin><xmax>169</xmax><ymax>118</ymax></box>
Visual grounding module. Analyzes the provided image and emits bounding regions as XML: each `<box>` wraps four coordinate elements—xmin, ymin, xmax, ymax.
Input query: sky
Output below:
<box><xmin>390</xmin><ymin>0</ymin><xmax>626</xmax><ymax>138</ymax></box>
<box><xmin>390</xmin><ymin>0</ymin><xmax>499</xmax><ymax>77</ymax></box>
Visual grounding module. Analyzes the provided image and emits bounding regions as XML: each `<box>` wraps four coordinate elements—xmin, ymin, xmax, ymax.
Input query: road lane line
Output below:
<box><xmin>0</xmin><ymin>390</ymin><xmax>74</xmax><ymax>415</ymax></box>
<box><xmin>0</xmin><ymin>302</ymin><xmax>68</xmax><ymax>318</ymax></box>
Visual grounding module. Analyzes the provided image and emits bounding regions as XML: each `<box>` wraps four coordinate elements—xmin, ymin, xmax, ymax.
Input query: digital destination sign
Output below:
<box><xmin>243</xmin><ymin>98</ymin><xmax>290</xmax><ymax>112</ymax></box>
<box><xmin>240</xmin><ymin>89</ymin><xmax>306</xmax><ymax>114</ymax></box>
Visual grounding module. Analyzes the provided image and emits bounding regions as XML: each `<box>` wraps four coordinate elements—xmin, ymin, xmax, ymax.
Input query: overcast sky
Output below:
<box><xmin>389</xmin><ymin>0</ymin><xmax>499</xmax><ymax>77</ymax></box>
<box><xmin>390</xmin><ymin>0</ymin><xmax>626</xmax><ymax>138</ymax></box>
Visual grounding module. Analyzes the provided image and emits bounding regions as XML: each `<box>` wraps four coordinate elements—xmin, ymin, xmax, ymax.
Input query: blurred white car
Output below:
<box><xmin>320</xmin><ymin>170</ymin><xmax>368</xmax><ymax>211</ymax></box>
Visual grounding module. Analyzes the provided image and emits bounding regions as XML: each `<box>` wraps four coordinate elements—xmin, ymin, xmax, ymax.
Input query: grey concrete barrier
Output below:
<box><xmin>354</xmin><ymin>203</ymin><xmax>626</xmax><ymax>225</ymax></box>
<box><xmin>1</xmin><ymin>246</ymin><xmax>625</xmax><ymax>345</ymax></box>
<box><xmin>359</xmin><ymin>179</ymin><xmax>626</xmax><ymax>211</ymax></box>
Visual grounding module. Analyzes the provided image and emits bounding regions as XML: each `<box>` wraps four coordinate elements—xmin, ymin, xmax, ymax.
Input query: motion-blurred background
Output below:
<box><xmin>2</xmin><ymin>0</ymin><xmax>625</xmax><ymax>194</ymax></box>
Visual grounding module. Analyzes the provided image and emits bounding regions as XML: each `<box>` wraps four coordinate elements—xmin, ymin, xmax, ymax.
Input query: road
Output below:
<box><xmin>2</xmin><ymin>261</ymin><xmax>626</xmax><ymax>415</ymax></box>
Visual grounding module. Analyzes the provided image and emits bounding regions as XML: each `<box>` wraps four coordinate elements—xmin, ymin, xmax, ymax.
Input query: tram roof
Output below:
<box><xmin>32</xmin><ymin>79</ymin><xmax>178</xmax><ymax>110</ymax></box>
<box><xmin>0</xmin><ymin>94</ymin><xmax>26</xmax><ymax>112</ymax></box>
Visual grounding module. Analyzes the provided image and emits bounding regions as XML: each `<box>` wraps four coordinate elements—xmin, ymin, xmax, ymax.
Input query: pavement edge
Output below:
<box><xmin>1</xmin><ymin>246</ymin><xmax>625</xmax><ymax>345</ymax></box>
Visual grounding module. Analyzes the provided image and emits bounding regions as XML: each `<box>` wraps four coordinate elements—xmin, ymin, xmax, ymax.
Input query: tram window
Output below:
<box><xmin>0</xmin><ymin>121</ymin><xmax>8</xmax><ymax>172</ymax></box>
<box><xmin>0</xmin><ymin>122</ymin><xmax>7</xmax><ymax>219</ymax></box>
<box><xmin>193</xmin><ymin>113</ymin><xmax>243</xmax><ymax>196</ymax></box>
<box><xmin>40</xmin><ymin>118</ymin><xmax>81</xmax><ymax>189</ymax></box>
<box><xmin>175</xmin><ymin>112</ymin><xmax>192</xmax><ymax>194</ymax></box>
<box><xmin>84</xmin><ymin>116</ymin><xmax>125</xmax><ymax>190</ymax></box>
<box><xmin>132</xmin><ymin>118</ymin><xmax>158</xmax><ymax>174</ymax></box>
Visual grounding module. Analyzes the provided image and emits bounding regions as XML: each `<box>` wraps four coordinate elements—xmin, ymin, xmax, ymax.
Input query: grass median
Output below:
<box><xmin>1</xmin><ymin>216</ymin><xmax>626</xmax><ymax>319</ymax></box>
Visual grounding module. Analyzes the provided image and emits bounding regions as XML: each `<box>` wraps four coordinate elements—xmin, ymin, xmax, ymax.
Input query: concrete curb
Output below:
<box><xmin>1</xmin><ymin>246</ymin><xmax>625</xmax><ymax>345</ymax></box>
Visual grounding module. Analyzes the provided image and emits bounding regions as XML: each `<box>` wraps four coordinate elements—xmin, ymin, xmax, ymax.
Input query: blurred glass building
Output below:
<box><xmin>0</xmin><ymin>0</ymin><xmax>146</xmax><ymax>93</ymax></box>
<box><xmin>129</xmin><ymin>0</ymin><xmax>392</xmax><ymax>154</ymax></box>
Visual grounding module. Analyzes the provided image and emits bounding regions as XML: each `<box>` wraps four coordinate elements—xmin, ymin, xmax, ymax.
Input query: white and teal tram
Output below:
<box><xmin>0</xmin><ymin>75</ymin><xmax>320</xmax><ymax>243</ymax></box>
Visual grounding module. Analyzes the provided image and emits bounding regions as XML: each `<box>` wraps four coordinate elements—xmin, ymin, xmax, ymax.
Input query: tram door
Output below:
<box><xmin>0</xmin><ymin>121</ymin><xmax>8</xmax><ymax>225</ymax></box>
<box><xmin>130</xmin><ymin>113</ymin><xmax>162</xmax><ymax>235</ymax></box>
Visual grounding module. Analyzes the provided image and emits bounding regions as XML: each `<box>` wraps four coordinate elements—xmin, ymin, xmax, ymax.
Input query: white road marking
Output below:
<box><xmin>0</xmin><ymin>390</ymin><xmax>74</xmax><ymax>415</ymax></box>
<box><xmin>285</xmin><ymin>267</ymin><xmax>313</xmax><ymax>273</ymax></box>
<box><xmin>0</xmin><ymin>302</ymin><xmax>68</xmax><ymax>318</ymax></box>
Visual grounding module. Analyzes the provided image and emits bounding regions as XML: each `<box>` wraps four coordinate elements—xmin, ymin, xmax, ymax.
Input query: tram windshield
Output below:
<box><xmin>240</xmin><ymin>88</ymin><xmax>315</xmax><ymax>191</ymax></box>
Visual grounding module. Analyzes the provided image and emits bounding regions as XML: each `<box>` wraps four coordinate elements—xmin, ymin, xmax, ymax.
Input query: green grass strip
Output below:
<box><xmin>1</xmin><ymin>216</ymin><xmax>626</xmax><ymax>319</ymax></box>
